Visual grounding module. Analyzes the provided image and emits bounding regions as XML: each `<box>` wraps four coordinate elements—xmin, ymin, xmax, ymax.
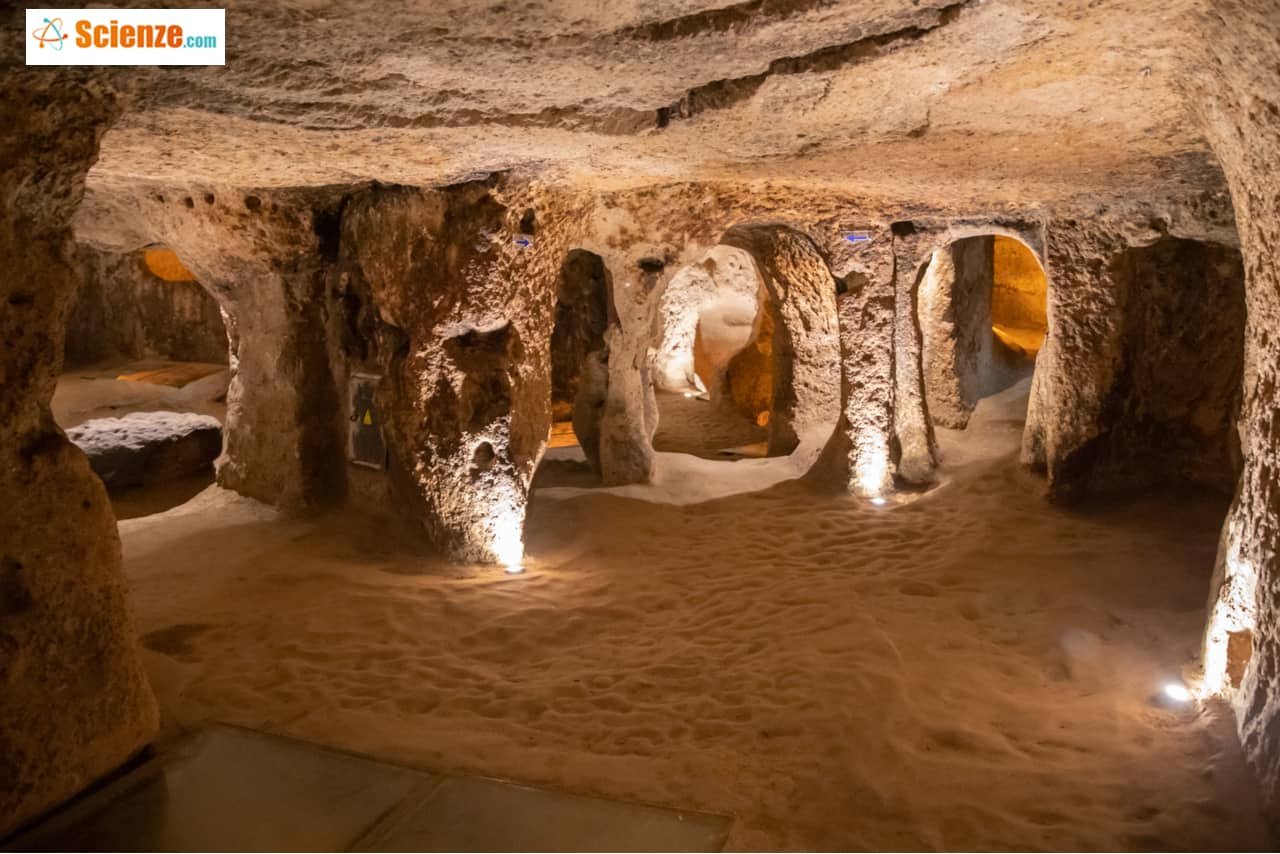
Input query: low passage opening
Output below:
<box><xmin>919</xmin><ymin>234</ymin><xmax>1047</xmax><ymax>431</ymax></box>
<box><xmin>54</xmin><ymin>244</ymin><xmax>230</xmax><ymax>518</ymax></box>
<box><xmin>533</xmin><ymin>249</ymin><xmax>612</xmax><ymax>490</ymax></box>
<box><xmin>651</xmin><ymin>245</ymin><xmax>778</xmax><ymax>460</ymax></box>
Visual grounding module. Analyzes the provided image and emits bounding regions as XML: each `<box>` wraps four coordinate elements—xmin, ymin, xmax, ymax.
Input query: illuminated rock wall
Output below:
<box><xmin>724</xmin><ymin>290</ymin><xmax>774</xmax><ymax>425</ymax></box>
<box><xmin>1188</xmin><ymin>0</ymin><xmax>1280</xmax><ymax>827</ymax></box>
<box><xmin>0</xmin><ymin>64</ymin><xmax>158</xmax><ymax>838</ymax></box>
<box><xmin>651</xmin><ymin>245</ymin><xmax>762</xmax><ymax>396</ymax></box>
<box><xmin>991</xmin><ymin>235</ymin><xmax>1047</xmax><ymax>357</ymax></box>
<box><xmin>811</xmin><ymin>226</ymin><xmax>897</xmax><ymax>496</ymax></box>
<box><xmin>331</xmin><ymin>181</ymin><xmax>578</xmax><ymax>563</ymax></box>
<box><xmin>66</xmin><ymin>245</ymin><xmax>227</xmax><ymax>367</ymax></box>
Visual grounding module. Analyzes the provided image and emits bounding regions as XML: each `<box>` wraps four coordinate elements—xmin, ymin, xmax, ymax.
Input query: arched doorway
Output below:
<box><xmin>650</xmin><ymin>244</ymin><xmax>775</xmax><ymax>460</ymax></box>
<box><xmin>533</xmin><ymin>249</ymin><xmax>613</xmax><ymax>489</ymax></box>
<box><xmin>54</xmin><ymin>244</ymin><xmax>230</xmax><ymax>517</ymax></box>
<box><xmin>917</xmin><ymin>234</ymin><xmax>1047</xmax><ymax>430</ymax></box>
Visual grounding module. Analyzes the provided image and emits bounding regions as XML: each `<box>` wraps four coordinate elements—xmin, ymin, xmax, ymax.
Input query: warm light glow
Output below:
<box><xmin>870</xmin><ymin>496</ymin><xmax>887</xmax><ymax>507</ymax></box>
<box><xmin>1163</xmin><ymin>683</ymin><xmax>1193</xmax><ymax>703</ymax></box>
<box><xmin>683</xmin><ymin>391</ymin><xmax>697</xmax><ymax>398</ymax></box>
<box><xmin>855</xmin><ymin>444</ymin><xmax>891</xmax><ymax>498</ymax></box>
<box><xmin>548</xmin><ymin>420</ymin><xmax>579</xmax><ymax>449</ymax></box>
<box><xmin>492</xmin><ymin>526</ymin><xmax>524</xmax><ymax>568</ymax></box>
<box><xmin>990</xmin><ymin>235</ymin><xmax>1047</xmax><ymax>358</ymax></box>
<box><xmin>505</xmin><ymin>563</ymin><xmax>524</xmax><ymax>575</ymax></box>
<box><xmin>487</xmin><ymin>499</ymin><xmax>526</xmax><ymax>570</ymax></box>
<box><xmin>142</xmin><ymin>247</ymin><xmax>197</xmax><ymax>282</ymax></box>
<box><xmin>1199</xmin><ymin>531</ymin><xmax>1259</xmax><ymax>697</ymax></box>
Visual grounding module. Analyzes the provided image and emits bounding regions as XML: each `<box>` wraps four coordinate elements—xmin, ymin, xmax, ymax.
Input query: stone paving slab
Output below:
<box><xmin>356</xmin><ymin>774</ymin><xmax>730</xmax><ymax>853</ymax></box>
<box><xmin>6</xmin><ymin>725</ymin><xmax>731</xmax><ymax>852</ymax></box>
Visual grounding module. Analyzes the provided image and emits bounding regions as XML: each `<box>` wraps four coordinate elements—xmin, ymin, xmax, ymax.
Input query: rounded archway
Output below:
<box><xmin>650</xmin><ymin>244</ymin><xmax>775</xmax><ymax>460</ymax></box>
<box><xmin>917</xmin><ymin>233</ymin><xmax>1047</xmax><ymax>430</ymax></box>
<box><xmin>55</xmin><ymin>243</ymin><xmax>231</xmax><ymax>518</ymax></box>
<box><xmin>533</xmin><ymin>249</ymin><xmax>614</xmax><ymax>489</ymax></box>
<box><xmin>645</xmin><ymin>225</ymin><xmax>842</xmax><ymax>472</ymax></box>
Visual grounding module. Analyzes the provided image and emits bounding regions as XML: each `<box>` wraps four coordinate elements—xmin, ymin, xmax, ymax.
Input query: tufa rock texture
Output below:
<box><xmin>65</xmin><ymin>245</ymin><xmax>228</xmax><ymax>368</ymax></box>
<box><xmin>0</xmin><ymin>58</ymin><xmax>159</xmax><ymax>837</ymax></box>
<box><xmin>4</xmin><ymin>0</ymin><xmax>1279</xmax><ymax>832</ymax></box>
<box><xmin>1022</xmin><ymin>224</ymin><xmax>1245</xmax><ymax>501</ymax></box>
<box><xmin>1187</xmin><ymin>0</ymin><xmax>1280</xmax><ymax>828</ymax></box>
<box><xmin>331</xmin><ymin>181</ymin><xmax>570</xmax><ymax>562</ymax></box>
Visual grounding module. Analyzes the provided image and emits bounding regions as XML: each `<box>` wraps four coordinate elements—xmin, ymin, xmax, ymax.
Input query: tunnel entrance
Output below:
<box><xmin>54</xmin><ymin>245</ymin><xmax>230</xmax><ymax>518</ymax></box>
<box><xmin>651</xmin><ymin>245</ymin><xmax>776</xmax><ymax>460</ymax></box>
<box><xmin>533</xmin><ymin>249</ymin><xmax>612</xmax><ymax>489</ymax></box>
<box><xmin>918</xmin><ymin>234</ymin><xmax>1047</xmax><ymax>430</ymax></box>
<box><xmin>1078</xmin><ymin>236</ymin><xmax>1245</xmax><ymax>496</ymax></box>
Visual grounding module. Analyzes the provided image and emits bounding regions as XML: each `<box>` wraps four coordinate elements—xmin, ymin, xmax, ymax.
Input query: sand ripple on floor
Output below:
<box><xmin>123</xmin><ymin>394</ymin><xmax>1271</xmax><ymax>850</ymax></box>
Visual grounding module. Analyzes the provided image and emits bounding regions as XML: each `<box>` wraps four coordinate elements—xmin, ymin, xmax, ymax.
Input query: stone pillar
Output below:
<box><xmin>228</xmin><ymin>254</ymin><xmax>344</xmax><ymax>510</ymax></box>
<box><xmin>0</xmin><ymin>67</ymin><xmax>158</xmax><ymax>837</ymax></box>
<box><xmin>1020</xmin><ymin>219</ymin><xmax>1129</xmax><ymax>498</ymax></box>
<box><xmin>889</xmin><ymin>223</ymin><xmax>941</xmax><ymax>485</ymax></box>
<box><xmin>596</xmin><ymin>250</ymin><xmax>658</xmax><ymax>486</ymax></box>
<box><xmin>811</xmin><ymin>227</ymin><xmax>896</xmax><ymax>495</ymax></box>
<box><xmin>336</xmin><ymin>183</ymin><xmax>557</xmax><ymax>563</ymax></box>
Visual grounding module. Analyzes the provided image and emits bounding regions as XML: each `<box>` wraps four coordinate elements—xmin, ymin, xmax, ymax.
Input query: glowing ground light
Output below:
<box><xmin>856</xmin><ymin>446</ymin><xmax>890</xmax><ymax>497</ymax></box>
<box><xmin>504</xmin><ymin>563</ymin><xmax>524</xmax><ymax>575</ymax></box>
<box><xmin>33</xmin><ymin>17</ymin><xmax>69</xmax><ymax>50</ymax></box>
<box><xmin>870</xmin><ymin>496</ymin><xmax>887</xmax><ymax>506</ymax></box>
<box><xmin>1163</xmin><ymin>683</ymin><xmax>1193</xmax><ymax>703</ymax></box>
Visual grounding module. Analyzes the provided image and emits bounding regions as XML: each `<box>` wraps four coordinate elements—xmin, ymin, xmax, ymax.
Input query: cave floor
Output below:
<box><xmin>52</xmin><ymin>358</ymin><xmax>230</xmax><ymax>429</ymax></box>
<box><xmin>118</xmin><ymin>383</ymin><xmax>1273</xmax><ymax>850</ymax></box>
<box><xmin>651</xmin><ymin>390</ymin><xmax>769</xmax><ymax>459</ymax></box>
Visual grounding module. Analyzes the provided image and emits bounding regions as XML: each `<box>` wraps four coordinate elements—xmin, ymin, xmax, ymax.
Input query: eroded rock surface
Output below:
<box><xmin>0</xmin><ymin>54</ymin><xmax>158</xmax><ymax>837</ymax></box>
<box><xmin>1023</xmin><ymin>223</ymin><xmax>1244</xmax><ymax>501</ymax></box>
<box><xmin>1186</xmin><ymin>0</ymin><xmax>1280</xmax><ymax>827</ymax></box>
<box><xmin>65</xmin><ymin>246</ymin><xmax>227</xmax><ymax>368</ymax></box>
<box><xmin>5</xmin><ymin>0</ymin><xmax>1280</xmax><ymax>835</ymax></box>
<box><xmin>67</xmin><ymin>412</ymin><xmax>222</xmax><ymax>489</ymax></box>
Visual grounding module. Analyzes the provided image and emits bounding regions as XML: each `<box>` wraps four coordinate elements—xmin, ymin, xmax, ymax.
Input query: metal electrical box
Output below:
<box><xmin>348</xmin><ymin>373</ymin><xmax>386</xmax><ymax>470</ymax></box>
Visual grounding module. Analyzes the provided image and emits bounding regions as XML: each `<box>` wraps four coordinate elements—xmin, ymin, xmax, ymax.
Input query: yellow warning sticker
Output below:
<box><xmin>362</xmin><ymin>410</ymin><xmax>373</xmax><ymax>426</ymax></box>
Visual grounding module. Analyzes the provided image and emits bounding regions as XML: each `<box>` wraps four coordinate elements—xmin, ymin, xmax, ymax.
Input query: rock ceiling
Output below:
<box><xmin>87</xmin><ymin>0</ymin><xmax>1225</xmax><ymax>209</ymax></box>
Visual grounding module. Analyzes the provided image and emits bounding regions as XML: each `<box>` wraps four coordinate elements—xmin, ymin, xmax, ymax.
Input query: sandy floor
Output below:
<box><xmin>653</xmin><ymin>390</ymin><xmax>769</xmax><ymax>459</ymax></box>
<box><xmin>53</xmin><ymin>359</ymin><xmax>229</xmax><ymax>428</ymax></box>
<box><xmin>118</xmin><ymin>382</ymin><xmax>1272</xmax><ymax>850</ymax></box>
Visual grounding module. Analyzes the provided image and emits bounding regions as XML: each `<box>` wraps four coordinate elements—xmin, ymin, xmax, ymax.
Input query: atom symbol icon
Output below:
<box><xmin>32</xmin><ymin>17</ymin><xmax>68</xmax><ymax>50</ymax></box>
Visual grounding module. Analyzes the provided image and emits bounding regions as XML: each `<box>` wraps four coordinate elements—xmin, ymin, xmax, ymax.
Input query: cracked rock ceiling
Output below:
<box><xmin>91</xmin><ymin>0</ymin><xmax>1223</xmax><ymax>208</ymax></box>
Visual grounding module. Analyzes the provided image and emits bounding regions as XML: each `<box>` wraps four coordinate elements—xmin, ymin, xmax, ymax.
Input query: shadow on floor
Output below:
<box><xmin>5</xmin><ymin>725</ymin><xmax>730</xmax><ymax>853</ymax></box>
